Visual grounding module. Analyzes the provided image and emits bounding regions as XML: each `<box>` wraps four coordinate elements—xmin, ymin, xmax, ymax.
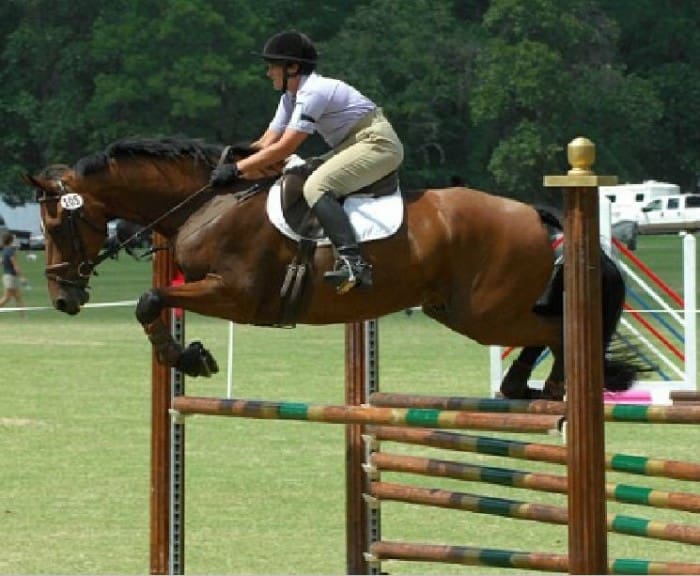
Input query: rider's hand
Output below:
<box><xmin>209</xmin><ymin>163</ymin><xmax>240</xmax><ymax>187</ymax></box>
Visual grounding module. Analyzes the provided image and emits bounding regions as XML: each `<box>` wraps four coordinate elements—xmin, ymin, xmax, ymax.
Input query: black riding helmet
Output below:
<box><xmin>254</xmin><ymin>30</ymin><xmax>318</xmax><ymax>76</ymax></box>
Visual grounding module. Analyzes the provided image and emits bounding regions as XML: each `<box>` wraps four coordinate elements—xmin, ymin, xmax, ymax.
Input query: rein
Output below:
<box><xmin>90</xmin><ymin>181</ymin><xmax>217</xmax><ymax>268</ymax></box>
<box><xmin>45</xmin><ymin>178</ymin><xmax>264</xmax><ymax>285</ymax></box>
<box><xmin>99</xmin><ymin>181</ymin><xmax>263</xmax><ymax>264</ymax></box>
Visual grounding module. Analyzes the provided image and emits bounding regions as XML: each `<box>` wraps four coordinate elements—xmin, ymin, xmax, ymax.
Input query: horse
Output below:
<box><xmin>24</xmin><ymin>136</ymin><xmax>640</xmax><ymax>400</ymax></box>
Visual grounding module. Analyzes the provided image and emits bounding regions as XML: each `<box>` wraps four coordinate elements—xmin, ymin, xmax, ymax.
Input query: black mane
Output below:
<box><xmin>74</xmin><ymin>136</ymin><xmax>226</xmax><ymax>176</ymax></box>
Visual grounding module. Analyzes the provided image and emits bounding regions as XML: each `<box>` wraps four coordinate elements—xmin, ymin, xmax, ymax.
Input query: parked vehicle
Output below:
<box><xmin>599</xmin><ymin>180</ymin><xmax>679</xmax><ymax>224</ymax></box>
<box><xmin>638</xmin><ymin>194</ymin><xmax>700</xmax><ymax>234</ymax></box>
<box><xmin>28</xmin><ymin>231</ymin><xmax>45</xmax><ymax>250</ymax></box>
<box><xmin>611</xmin><ymin>219</ymin><xmax>638</xmax><ymax>250</ymax></box>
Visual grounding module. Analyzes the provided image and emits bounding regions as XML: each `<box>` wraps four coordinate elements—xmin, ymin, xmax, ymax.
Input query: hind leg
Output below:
<box><xmin>500</xmin><ymin>346</ymin><xmax>546</xmax><ymax>399</ymax></box>
<box><xmin>542</xmin><ymin>344</ymin><xmax>566</xmax><ymax>400</ymax></box>
<box><xmin>430</xmin><ymin>302</ymin><xmax>562</xmax><ymax>399</ymax></box>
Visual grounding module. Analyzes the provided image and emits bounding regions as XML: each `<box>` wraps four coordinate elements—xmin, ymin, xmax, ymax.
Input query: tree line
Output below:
<box><xmin>1</xmin><ymin>0</ymin><xmax>698</xmax><ymax>205</ymax></box>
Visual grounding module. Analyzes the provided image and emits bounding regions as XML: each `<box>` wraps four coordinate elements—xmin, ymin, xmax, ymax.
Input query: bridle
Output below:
<box><xmin>38</xmin><ymin>179</ymin><xmax>109</xmax><ymax>289</ymax></box>
<box><xmin>38</xmin><ymin>176</ymin><xmax>251</xmax><ymax>288</ymax></box>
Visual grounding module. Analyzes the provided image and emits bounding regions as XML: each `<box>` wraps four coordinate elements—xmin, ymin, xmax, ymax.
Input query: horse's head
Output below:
<box><xmin>23</xmin><ymin>165</ymin><xmax>109</xmax><ymax>315</ymax></box>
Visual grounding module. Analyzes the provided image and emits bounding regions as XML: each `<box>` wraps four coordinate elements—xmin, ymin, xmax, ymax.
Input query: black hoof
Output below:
<box><xmin>542</xmin><ymin>379</ymin><xmax>566</xmax><ymax>401</ymax></box>
<box><xmin>176</xmin><ymin>341</ymin><xmax>219</xmax><ymax>377</ymax></box>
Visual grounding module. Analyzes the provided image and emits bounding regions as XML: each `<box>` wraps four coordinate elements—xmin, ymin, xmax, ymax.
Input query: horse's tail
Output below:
<box><xmin>601</xmin><ymin>253</ymin><xmax>651</xmax><ymax>391</ymax></box>
<box><xmin>534</xmin><ymin>204</ymin><xmax>652</xmax><ymax>391</ymax></box>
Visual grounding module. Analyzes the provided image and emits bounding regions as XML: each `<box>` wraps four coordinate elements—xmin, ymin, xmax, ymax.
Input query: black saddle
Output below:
<box><xmin>279</xmin><ymin>169</ymin><xmax>399</xmax><ymax>240</ymax></box>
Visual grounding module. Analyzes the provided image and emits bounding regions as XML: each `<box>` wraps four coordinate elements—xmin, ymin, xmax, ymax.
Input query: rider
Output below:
<box><xmin>209</xmin><ymin>30</ymin><xmax>404</xmax><ymax>294</ymax></box>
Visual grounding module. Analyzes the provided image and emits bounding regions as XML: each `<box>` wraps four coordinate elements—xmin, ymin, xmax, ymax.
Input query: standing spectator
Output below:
<box><xmin>0</xmin><ymin>232</ymin><xmax>26</xmax><ymax>316</ymax></box>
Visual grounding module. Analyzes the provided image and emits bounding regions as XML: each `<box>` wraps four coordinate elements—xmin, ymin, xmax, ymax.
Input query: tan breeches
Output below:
<box><xmin>303</xmin><ymin>109</ymin><xmax>404</xmax><ymax>207</ymax></box>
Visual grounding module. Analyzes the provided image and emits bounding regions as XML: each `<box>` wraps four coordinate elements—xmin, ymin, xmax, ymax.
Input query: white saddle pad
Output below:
<box><xmin>266</xmin><ymin>181</ymin><xmax>404</xmax><ymax>245</ymax></box>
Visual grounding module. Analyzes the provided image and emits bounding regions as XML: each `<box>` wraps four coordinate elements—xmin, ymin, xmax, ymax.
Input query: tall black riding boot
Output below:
<box><xmin>311</xmin><ymin>192</ymin><xmax>373</xmax><ymax>294</ymax></box>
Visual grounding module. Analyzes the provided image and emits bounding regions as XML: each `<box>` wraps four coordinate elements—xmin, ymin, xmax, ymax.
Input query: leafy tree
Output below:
<box><xmin>321</xmin><ymin>0</ymin><xmax>483</xmax><ymax>187</ymax></box>
<box><xmin>0</xmin><ymin>0</ymin><xmax>105</xmax><ymax>199</ymax></box>
<box><xmin>0</xmin><ymin>0</ymin><xmax>698</xmax><ymax>205</ymax></box>
<box><xmin>471</xmin><ymin>0</ymin><xmax>662</xmax><ymax>201</ymax></box>
<box><xmin>86</xmin><ymin>0</ymin><xmax>270</xmax><ymax>145</ymax></box>
<box><xmin>600</xmin><ymin>0</ymin><xmax>700</xmax><ymax>190</ymax></box>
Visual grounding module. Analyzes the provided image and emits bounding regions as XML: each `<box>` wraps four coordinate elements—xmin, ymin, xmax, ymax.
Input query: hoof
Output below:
<box><xmin>500</xmin><ymin>360</ymin><xmax>534</xmax><ymax>398</ymax></box>
<box><xmin>176</xmin><ymin>341</ymin><xmax>219</xmax><ymax>377</ymax></box>
<box><xmin>542</xmin><ymin>379</ymin><xmax>566</xmax><ymax>401</ymax></box>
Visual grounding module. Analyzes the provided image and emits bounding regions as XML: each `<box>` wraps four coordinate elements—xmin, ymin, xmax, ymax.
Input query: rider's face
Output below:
<box><xmin>266</xmin><ymin>63</ymin><xmax>299</xmax><ymax>92</ymax></box>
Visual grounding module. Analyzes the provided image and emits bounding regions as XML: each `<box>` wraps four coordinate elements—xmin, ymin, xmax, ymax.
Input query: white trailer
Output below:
<box><xmin>599</xmin><ymin>180</ymin><xmax>679</xmax><ymax>224</ymax></box>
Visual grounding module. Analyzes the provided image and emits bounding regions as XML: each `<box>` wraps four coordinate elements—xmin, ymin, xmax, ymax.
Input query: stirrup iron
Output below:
<box><xmin>324</xmin><ymin>255</ymin><xmax>373</xmax><ymax>294</ymax></box>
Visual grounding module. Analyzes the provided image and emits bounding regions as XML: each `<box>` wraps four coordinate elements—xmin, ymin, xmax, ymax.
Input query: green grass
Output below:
<box><xmin>0</xmin><ymin>237</ymin><xmax>698</xmax><ymax>574</ymax></box>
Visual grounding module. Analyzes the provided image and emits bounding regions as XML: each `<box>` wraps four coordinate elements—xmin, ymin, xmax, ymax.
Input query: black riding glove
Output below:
<box><xmin>209</xmin><ymin>163</ymin><xmax>240</xmax><ymax>187</ymax></box>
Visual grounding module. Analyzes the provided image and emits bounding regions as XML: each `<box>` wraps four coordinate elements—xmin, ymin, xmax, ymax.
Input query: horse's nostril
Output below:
<box><xmin>55</xmin><ymin>297</ymin><xmax>67</xmax><ymax>312</ymax></box>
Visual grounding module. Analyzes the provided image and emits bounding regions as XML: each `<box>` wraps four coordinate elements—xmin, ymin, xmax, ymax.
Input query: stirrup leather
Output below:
<box><xmin>324</xmin><ymin>255</ymin><xmax>373</xmax><ymax>294</ymax></box>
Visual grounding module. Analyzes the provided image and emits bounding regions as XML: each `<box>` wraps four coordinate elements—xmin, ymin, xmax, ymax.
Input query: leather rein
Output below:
<box><xmin>39</xmin><ymin>178</ymin><xmax>220</xmax><ymax>287</ymax></box>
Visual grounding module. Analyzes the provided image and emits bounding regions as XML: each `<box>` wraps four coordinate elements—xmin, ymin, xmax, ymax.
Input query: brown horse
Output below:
<box><xmin>24</xmin><ymin>137</ymin><xmax>638</xmax><ymax>399</ymax></box>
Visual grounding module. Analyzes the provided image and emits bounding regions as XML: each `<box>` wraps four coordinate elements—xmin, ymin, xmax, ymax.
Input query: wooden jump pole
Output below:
<box><xmin>369</xmin><ymin>392</ymin><xmax>700</xmax><ymax>423</ymax></box>
<box><xmin>369</xmin><ymin>541</ymin><xmax>700</xmax><ymax>575</ymax></box>
<box><xmin>545</xmin><ymin>136</ymin><xmax>617</xmax><ymax>573</ymax></box>
<box><xmin>368</xmin><ymin>481</ymin><xmax>700</xmax><ymax>546</ymax></box>
<box><xmin>368</xmin><ymin>452</ymin><xmax>700</xmax><ymax>513</ymax></box>
<box><xmin>368</xmin><ymin>425</ymin><xmax>700</xmax><ymax>481</ymax></box>
<box><xmin>170</xmin><ymin>396</ymin><xmax>564</xmax><ymax>433</ymax></box>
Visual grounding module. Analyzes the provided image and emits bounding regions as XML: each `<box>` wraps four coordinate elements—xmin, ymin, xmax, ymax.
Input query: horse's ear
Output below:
<box><xmin>22</xmin><ymin>174</ymin><xmax>53</xmax><ymax>200</ymax></box>
<box><xmin>22</xmin><ymin>174</ymin><xmax>42</xmax><ymax>188</ymax></box>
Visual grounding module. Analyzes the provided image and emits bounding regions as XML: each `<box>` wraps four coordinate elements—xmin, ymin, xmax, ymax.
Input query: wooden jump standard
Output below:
<box><xmin>546</xmin><ymin>137</ymin><xmax>613</xmax><ymax>573</ymax></box>
<box><xmin>150</xmin><ymin>232</ymin><xmax>185</xmax><ymax>575</ymax></box>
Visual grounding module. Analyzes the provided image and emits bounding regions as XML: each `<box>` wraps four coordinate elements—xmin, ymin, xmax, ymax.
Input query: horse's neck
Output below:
<box><xmin>103</xmin><ymin>165</ymin><xmax>211</xmax><ymax>233</ymax></box>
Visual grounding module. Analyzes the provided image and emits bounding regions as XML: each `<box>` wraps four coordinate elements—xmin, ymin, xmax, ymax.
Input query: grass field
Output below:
<box><xmin>1</xmin><ymin>235</ymin><xmax>698</xmax><ymax>574</ymax></box>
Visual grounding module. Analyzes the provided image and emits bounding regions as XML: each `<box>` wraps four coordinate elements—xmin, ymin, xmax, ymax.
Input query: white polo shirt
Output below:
<box><xmin>268</xmin><ymin>72</ymin><xmax>376</xmax><ymax>148</ymax></box>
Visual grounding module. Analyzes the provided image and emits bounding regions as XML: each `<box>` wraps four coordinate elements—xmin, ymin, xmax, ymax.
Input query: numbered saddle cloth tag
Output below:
<box><xmin>267</xmin><ymin>182</ymin><xmax>404</xmax><ymax>245</ymax></box>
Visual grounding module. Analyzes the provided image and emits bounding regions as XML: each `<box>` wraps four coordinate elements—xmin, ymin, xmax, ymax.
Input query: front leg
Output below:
<box><xmin>135</xmin><ymin>288</ymin><xmax>219</xmax><ymax>377</ymax></box>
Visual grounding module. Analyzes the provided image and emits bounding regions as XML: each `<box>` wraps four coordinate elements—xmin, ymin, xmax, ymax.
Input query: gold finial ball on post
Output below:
<box><xmin>567</xmin><ymin>137</ymin><xmax>596</xmax><ymax>176</ymax></box>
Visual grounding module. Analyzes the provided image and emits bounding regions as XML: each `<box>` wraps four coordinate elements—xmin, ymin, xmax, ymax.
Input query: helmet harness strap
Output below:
<box><xmin>281</xmin><ymin>62</ymin><xmax>299</xmax><ymax>93</ymax></box>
